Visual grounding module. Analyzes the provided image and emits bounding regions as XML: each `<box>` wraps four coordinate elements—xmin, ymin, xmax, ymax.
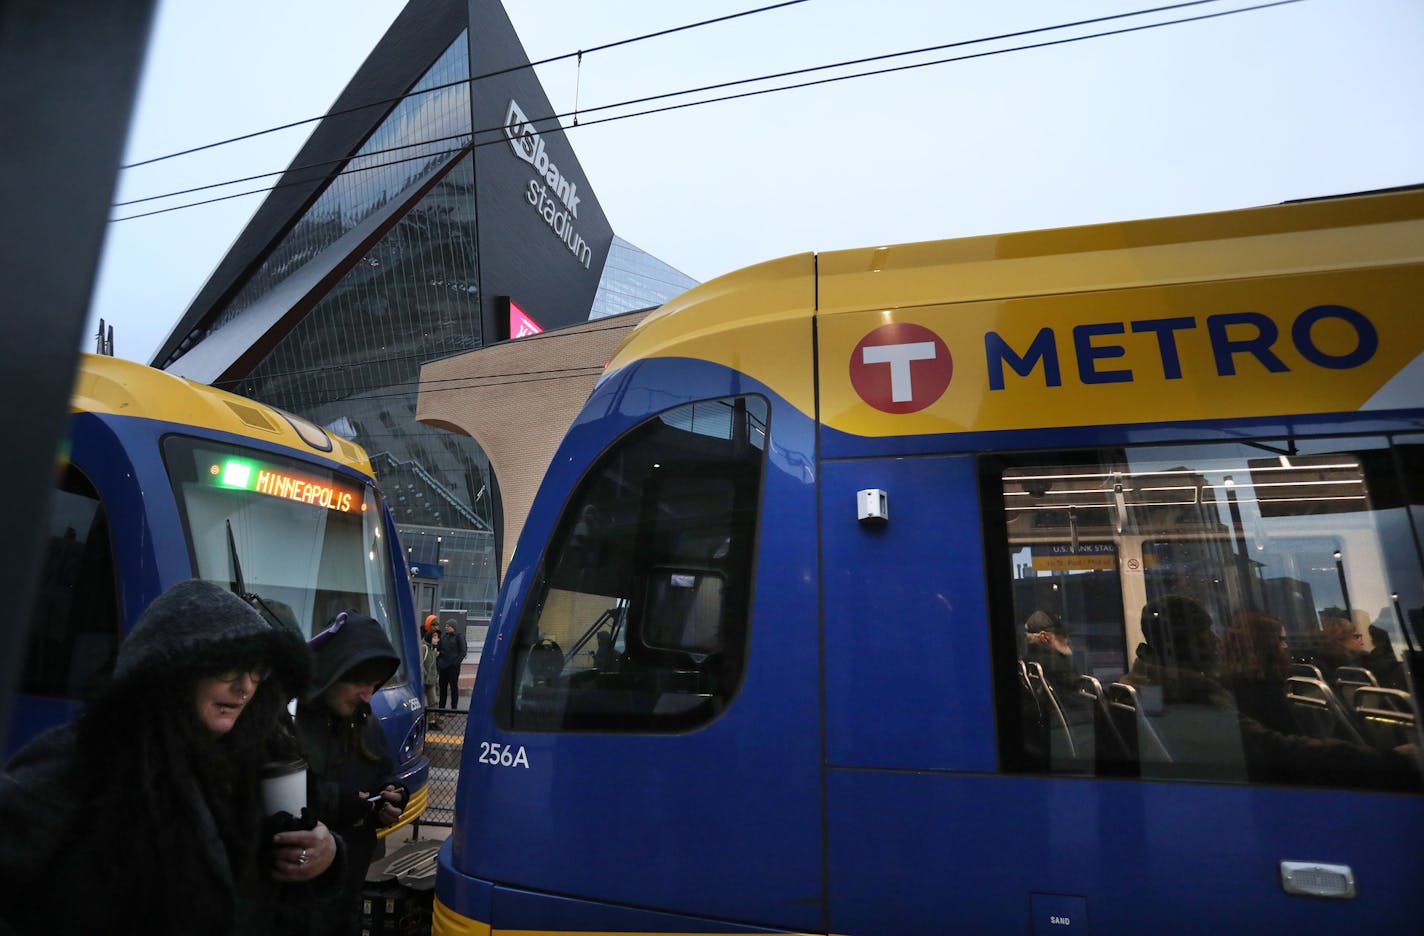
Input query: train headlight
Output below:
<box><xmin>401</xmin><ymin>713</ymin><xmax>426</xmax><ymax>762</ymax></box>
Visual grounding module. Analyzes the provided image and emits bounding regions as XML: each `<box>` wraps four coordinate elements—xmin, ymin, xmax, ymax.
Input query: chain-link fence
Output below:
<box><xmin>416</xmin><ymin>707</ymin><xmax>466</xmax><ymax>829</ymax></box>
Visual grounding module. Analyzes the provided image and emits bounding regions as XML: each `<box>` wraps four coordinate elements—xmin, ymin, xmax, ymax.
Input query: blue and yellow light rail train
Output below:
<box><xmin>435</xmin><ymin>188</ymin><xmax>1424</xmax><ymax>934</ymax></box>
<box><xmin>10</xmin><ymin>354</ymin><xmax>429</xmax><ymax>833</ymax></box>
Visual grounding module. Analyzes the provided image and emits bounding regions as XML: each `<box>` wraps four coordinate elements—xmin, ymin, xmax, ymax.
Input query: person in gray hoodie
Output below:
<box><xmin>0</xmin><ymin>579</ymin><xmax>337</xmax><ymax>936</ymax></box>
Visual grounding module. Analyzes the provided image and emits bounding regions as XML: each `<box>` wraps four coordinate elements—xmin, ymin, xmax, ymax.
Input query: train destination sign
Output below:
<box><xmin>212</xmin><ymin>457</ymin><xmax>361</xmax><ymax>513</ymax></box>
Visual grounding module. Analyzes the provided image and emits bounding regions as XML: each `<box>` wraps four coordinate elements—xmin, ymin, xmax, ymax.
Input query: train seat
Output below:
<box><xmin>1025</xmin><ymin>661</ymin><xmax>1076</xmax><ymax>760</ymax></box>
<box><xmin>1285</xmin><ymin>676</ymin><xmax>1367</xmax><ymax>745</ymax></box>
<box><xmin>1352</xmin><ymin>686</ymin><xmax>1420</xmax><ymax>750</ymax></box>
<box><xmin>1075</xmin><ymin>675</ymin><xmax>1130</xmax><ymax>764</ymax></box>
<box><xmin>1333</xmin><ymin>665</ymin><xmax>1379</xmax><ymax>711</ymax></box>
<box><xmin>1107</xmin><ymin>682</ymin><xmax>1171</xmax><ymax>764</ymax></box>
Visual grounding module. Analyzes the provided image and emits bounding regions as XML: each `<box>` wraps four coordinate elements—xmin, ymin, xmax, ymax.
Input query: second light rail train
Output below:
<box><xmin>434</xmin><ymin>188</ymin><xmax>1424</xmax><ymax>934</ymax></box>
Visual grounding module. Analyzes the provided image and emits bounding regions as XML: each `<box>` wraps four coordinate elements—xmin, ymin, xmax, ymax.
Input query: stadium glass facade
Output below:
<box><xmin>168</xmin><ymin>15</ymin><xmax>695</xmax><ymax>622</ymax></box>
<box><xmin>590</xmin><ymin>236</ymin><xmax>698</xmax><ymax>320</ymax></box>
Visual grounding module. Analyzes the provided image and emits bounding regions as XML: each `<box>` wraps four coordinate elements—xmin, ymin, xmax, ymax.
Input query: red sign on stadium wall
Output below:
<box><xmin>509</xmin><ymin>301</ymin><xmax>545</xmax><ymax>338</ymax></box>
<box><xmin>849</xmin><ymin>322</ymin><xmax>953</xmax><ymax>413</ymax></box>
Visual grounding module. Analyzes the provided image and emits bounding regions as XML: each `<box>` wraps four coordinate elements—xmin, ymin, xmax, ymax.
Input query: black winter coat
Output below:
<box><xmin>290</xmin><ymin>705</ymin><xmax>398</xmax><ymax>936</ymax></box>
<box><xmin>0</xmin><ymin>725</ymin><xmax>286</xmax><ymax>935</ymax></box>
<box><xmin>0</xmin><ymin>579</ymin><xmax>312</xmax><ymax>936</ymax></box>
<box><xmin>285</xmin><ymin>610</ymin><xmax>404</xmax><ymax>936</ymax></box>
<box><xmin>437</xmin><ymin>629</ymin><xmax>467</xmax><ymax>669</ymax></box>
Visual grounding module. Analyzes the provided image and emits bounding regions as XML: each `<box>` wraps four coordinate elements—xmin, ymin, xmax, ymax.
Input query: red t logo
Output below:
<box><xmin>849</xmin><ymin>323</ymin><xmax>953</xmax><ymax>414</ymax></box>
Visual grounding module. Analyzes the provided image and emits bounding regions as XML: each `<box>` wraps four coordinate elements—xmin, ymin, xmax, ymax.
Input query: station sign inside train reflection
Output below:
<box><xmin>1029</xmin><ymin>543</ymin><xmax>1119</xmax><ymax>572</ymax></box>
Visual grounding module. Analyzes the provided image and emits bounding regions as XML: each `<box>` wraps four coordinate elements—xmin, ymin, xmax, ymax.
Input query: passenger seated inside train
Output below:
<box><xmin>1119</xmin><ymin>596</ymin><xmax>1420</xmax><ymax>789</ymax></box>
<box><xmin>1022</xmin><ymin>610</ymin><xmax>1081</xmax><ymax>702</ymax></box>
<box><xmin>1020</xmin><ymin>610</ymin><xmax>1096</xmax><ymax>767</ymax></box>
<box><xmin>1308</xmin><ymin>609</ymin><xmax>1371</xmax><ymax>687</ymax></box>
<box><xmin>1218</xmin><ymin>611</ymin><xmax>1296</xmax><ymax>735</ymax></box>
<box><xmin>1363</xmin><ymin>621</ymin><xmax>1407</xmax><ymax>690</ymax></box>
<box><xmin>1121</xmin><ymin>596</ymin><xmax>1250</xmax><ymax>779</ymax></box>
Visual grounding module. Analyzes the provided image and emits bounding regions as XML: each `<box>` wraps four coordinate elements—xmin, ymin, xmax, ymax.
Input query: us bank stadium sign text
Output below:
<box><xmin>504</xmin><ymin>99</ymin><xmax>593</xmax><ymax>270</ymax></box>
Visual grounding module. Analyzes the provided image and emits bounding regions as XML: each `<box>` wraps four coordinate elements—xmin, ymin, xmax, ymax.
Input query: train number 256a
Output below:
<box><xmin>477</xmin><ymin>741</ymin><xmax>530</xmax><ymax>768</ymax></box>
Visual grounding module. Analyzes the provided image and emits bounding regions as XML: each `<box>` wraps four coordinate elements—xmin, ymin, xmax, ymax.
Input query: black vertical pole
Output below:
<box><xmin>1334</xmin><ymin>550</ymin><xmax>1353</xmax><ymax>617</ymax></box>
<box><xmin>1224</xmin><ymin>479</ymin><xmax>1256</xmax><ymax>611</ymax></box>
<box><xmin>0</xmin><ymin>0</ymin><xmax>157</xmax><ymax>752</ymax></box>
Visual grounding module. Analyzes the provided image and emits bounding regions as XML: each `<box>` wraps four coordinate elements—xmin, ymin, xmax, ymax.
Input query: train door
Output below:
<box><xmin>820</xmin><ymin>453</ymin><xmax>1009</xmax><ymax>933</ymax></box>
<box><xmin>412</xmin><ymin>577</ymin><xmax>438</xmax><ymax>625</ymax></box>
<box><xmin>822</xmin><ymin>434</ymin><xmax>1424</xmax><ymax>935</ymax></box>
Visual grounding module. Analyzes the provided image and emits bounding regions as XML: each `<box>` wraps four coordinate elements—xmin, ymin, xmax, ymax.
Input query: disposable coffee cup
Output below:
<box><xmin>259</xmin><ymin>759</ymin><xmax>307</xmax><ymax>817</ymax></box>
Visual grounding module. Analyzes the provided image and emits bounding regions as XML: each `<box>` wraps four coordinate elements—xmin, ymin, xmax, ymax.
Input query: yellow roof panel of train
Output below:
<box><xmin>72</xmin><ymin>354</ymin><xmax>373</xmax><ymax>475</ymax></box>
<box><xmin>816</xmin><ymin>187</ymin><xmax>1423</xmax><ymax>313</ymax></box>
<box><xmin>606</xmin><ymin>188</ymin><xmax>1424</xmax><ymax>433</ymax></box>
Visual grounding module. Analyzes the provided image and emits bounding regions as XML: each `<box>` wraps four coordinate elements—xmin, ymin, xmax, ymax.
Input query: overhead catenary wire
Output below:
<box><xmin>501</xmin><ymin>0</ymin><xmax>1273</xmax><ymax>137</ymax></box>
<box><xmin>112</xmin><ymin>129</ymin><xmax>476</xmax><ymax>208</ymax></box>
<box><xmin>228</xmin><ymin>367</ymin><xmax>627</xmax><ymax>406</ymax></box>
<box><xmin>216</xmin><ymin>367</ymin><xmax>620</xmax><ymax>422</ymax></box>
<box><xmin>119</xmin><ymin>0</ymin><xmax>813</xmax><ymax>170</ymax></box>
<box><xmin>112</xmin><ymin>0</ymin><xmax>1305</xmax><ymax>223</ymax></box>
<box><xmin>208</xmin><ymin>318</ymin><xmax>646</xmax><ymax>390</ymax></box>
<box><xmin>215</xmin><ymin>362</ymin><xmax>611</xmax><ymax>396</ymax></box>
<box><xmin>115</xmin><ymin>0</ymin><xmax>1241</xmax><ymax>210</ymax></box>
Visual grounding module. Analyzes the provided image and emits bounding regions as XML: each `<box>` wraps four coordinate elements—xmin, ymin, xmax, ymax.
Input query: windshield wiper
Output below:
<box><xmin>226</xmin><ymin>518</ymin><xmax>291</xmax><ymax>631</ymax></box>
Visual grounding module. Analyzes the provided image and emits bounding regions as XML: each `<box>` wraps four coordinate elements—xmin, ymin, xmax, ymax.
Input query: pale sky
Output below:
<box><xmin>89</xmin><ymin>0</ymin><xmax>1424</xmax><ymax>365</ymax></box>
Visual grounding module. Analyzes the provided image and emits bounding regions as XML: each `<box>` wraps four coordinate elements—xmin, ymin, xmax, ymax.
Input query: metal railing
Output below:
<box><xmin>415</xmin><ymin>707</ymin><xmax>466</xmax><ymax>829</ymax></box>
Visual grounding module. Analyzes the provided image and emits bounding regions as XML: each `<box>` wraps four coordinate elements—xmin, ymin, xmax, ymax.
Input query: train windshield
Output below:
<box><xmin>163</xmin><ymin>436</ymin><xmax>407</xmax><ymax>682</ymax></box>
<box><xmin>497</xmin><ymin>395</ymin><xmax>768</xmax><ymax>732</ymax></box>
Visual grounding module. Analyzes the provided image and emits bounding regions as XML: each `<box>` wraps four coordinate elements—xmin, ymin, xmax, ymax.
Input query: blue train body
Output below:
<box><xmin>434</xmin><ymin>190</ymin><xmax>1424</xmax><ymax>934</ymax></box>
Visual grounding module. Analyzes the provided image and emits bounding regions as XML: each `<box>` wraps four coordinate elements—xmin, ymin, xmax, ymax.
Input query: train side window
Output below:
<box><xmin>22</xmin><ymin>466</ymin><xmax>120</xmax><ymax>698</ymax></box>
<box><xmin>1393</xmin><ymin>435</ymin><xmax>1424</xmax><ymax>638</ymax></box>
<box><xmin>988</xmin><ymin>437</ymin><xmax>1424</xmax><ymax>790</ymax></box>
<box><xmin>496</xmin><ymin>396</ymin><xmax>768</xmax><ymax>732</ymax></box>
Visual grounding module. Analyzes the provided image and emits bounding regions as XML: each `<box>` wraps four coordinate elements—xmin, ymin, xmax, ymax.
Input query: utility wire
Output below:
<box><xmin>113</xmin><ymin>146</ymin><xmax>472</xmax><ymax>221</ymax></box>
<box><xmin>112</xmin><ymin>0</ymin><xmax>1304</xmax><ymax>223</ymax></box>
<box><xmin>117</xmin><ymin>0</ymin><xmax>1234</xmax><ymax>209</ymax></box>
<box><xmin>112</xmin><ymin>129</ymin><xmax>475</xmax><ymax>208</ymax></box>
<box><xmin>234</xmin><ymin>368</ymin><xmax>619</xmax><ymax>407</ymax></box>
<box><xmin>503</xmin><ymin>0</ymin><xmax>1256</xmax><ymax>135</ymax></box>
<box><xmin>120</xmin><ymin>0</ymin><xmax>812</xmax><ymax>169</ymax></box>
<box><xmin>210</xmin><ymin>320</ymin><xmax>645</xmax><ymax>389</ymax></box>
<box><xmin>557</xmin><ymin>0</ymin><xmax>1306</xmax><ymax>132</ymax></box>
<box><xmin>218</xmin><ymin>363</ymin><xmax>608</xmax><ymax>396</ymax></box>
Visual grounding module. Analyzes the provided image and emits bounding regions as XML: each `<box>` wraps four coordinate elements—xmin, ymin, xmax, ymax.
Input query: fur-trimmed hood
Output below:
<box><xmin>113</xmin><ymin>579</ymin><xmax>310</xmax><ymax>699</ymax></box>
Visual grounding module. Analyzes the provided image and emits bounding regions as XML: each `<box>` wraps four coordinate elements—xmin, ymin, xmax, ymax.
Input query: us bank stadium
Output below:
<box><xmin>152</xmin><ymin>0</ymin><xmax>697</xmax><ymax>626</ymax></box>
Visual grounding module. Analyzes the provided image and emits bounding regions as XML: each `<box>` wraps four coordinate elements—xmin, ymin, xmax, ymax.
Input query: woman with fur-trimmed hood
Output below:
<box><xmin>0</xmin><ymin>579</ymin><xmax>338</xmax><ymax>936</ymax></box>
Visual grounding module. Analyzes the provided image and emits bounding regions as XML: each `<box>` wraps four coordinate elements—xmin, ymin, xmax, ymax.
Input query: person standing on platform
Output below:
<box><xmin>436</xmin><ymin>619</ymin><xmax>467</xmax><ymax>710</ymax></box>
<box><xmin>289</xmin><ymin>610</ymin><xmax>407</xmax><ymax>936</ymax></box>
<box><xmin>421</xmin><ymin>626</ymin><xmax>440</xmax><ymax>728</ymax></box>
<box><xmin>421</xmin><ymin>627</ymin><xmax>439</xmax><ymax>705</ymax></box>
